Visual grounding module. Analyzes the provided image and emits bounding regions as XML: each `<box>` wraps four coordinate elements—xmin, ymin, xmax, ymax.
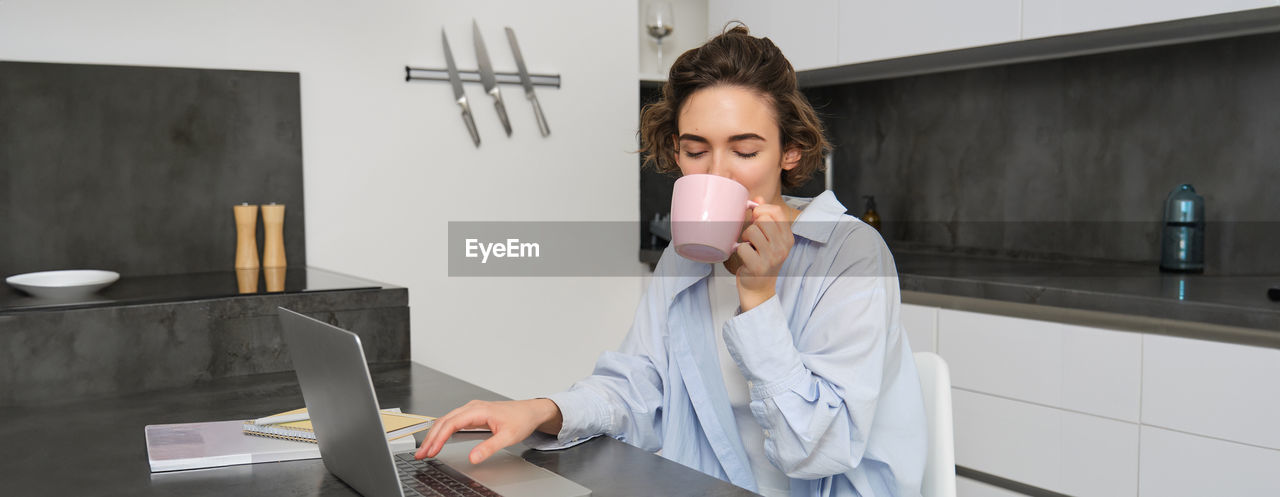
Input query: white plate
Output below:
<box><xmin>6</xmin><ymin>269</ymin><xmax>120</xmax><ymax>299</ymax></box>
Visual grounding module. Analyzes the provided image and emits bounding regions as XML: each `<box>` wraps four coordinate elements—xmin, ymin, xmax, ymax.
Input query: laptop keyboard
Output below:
<box><xmin>395</xmin><ymin>454</ymin><xmax>502</xmax><ymax>497</ymax></box>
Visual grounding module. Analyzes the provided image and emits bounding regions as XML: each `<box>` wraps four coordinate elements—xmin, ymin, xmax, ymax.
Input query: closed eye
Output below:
<box><xmin>683</xmin><ymin>150</ymin><xmax>707</xmax><ymax>159</ymax></box>
<box><xmin>736</xmin><ymin>151</ymin><xmax>758</xmax><ymax>158</ymax></box>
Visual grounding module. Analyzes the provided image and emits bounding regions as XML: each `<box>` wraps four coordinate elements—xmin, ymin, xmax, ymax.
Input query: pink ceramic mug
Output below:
<box><xmin>670</xmin><ymin>174</ymin><xmax>760</xmax><ymax>263</ymax></box>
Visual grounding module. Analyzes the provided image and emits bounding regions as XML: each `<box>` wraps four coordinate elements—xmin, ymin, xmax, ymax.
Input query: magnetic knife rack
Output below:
<box><xmin>403</xmin><ymin>66</ymin><xmax>561</xmax><ymax>88</ymax></box>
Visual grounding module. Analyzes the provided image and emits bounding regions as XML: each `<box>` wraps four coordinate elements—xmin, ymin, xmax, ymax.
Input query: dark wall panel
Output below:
<box><xmin>804</xmin><ymin>31</ymin><xmax>1280</xmax><ymax>275</ymax></box>
<box><xmin>1</xmin><ymin>61</ymin><xmax>304</xmax><ymax>277</ymax></box>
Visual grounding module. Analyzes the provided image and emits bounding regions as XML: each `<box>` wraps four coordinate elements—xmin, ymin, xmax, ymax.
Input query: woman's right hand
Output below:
<box><xmin>415</xmin><ymin>398</ymin><xmax>563</xmax><ymax>464</ymax></box>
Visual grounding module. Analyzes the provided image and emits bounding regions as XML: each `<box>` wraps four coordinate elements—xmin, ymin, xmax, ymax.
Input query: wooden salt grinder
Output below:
<box><xmin>234</xmin><ymin>204</ymin><xmax>260</xmax><ymax>270</ymax></box>
<box><xmin>262</xmin><ymin>203</ymin><xmax>287</xmax><ymax>269</ymax></box>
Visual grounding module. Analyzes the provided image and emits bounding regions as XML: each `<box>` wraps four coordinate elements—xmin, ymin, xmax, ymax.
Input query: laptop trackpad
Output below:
<box><xmin>430</xmin><ymin>440</ymin><xmax>590</xmax><ymax>497</ymax></box>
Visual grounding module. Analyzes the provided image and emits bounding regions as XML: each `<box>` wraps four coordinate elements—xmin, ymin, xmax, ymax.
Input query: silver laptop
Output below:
<box><xmin>278</xmin><ymin>307</ymin><xmax>591</xmax><ymax>497</ymax></box>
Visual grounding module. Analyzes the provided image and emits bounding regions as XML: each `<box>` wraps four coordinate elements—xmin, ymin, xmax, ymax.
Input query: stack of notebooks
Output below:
<box><xmin>241</xmin><ymin>407</ymin><xmax>434</xmax><ymax>442</ymax></box>
<box><xmin>145</xmin><ymin>407</ymin><xmax>435</xmax><ymax>472</ymax></box>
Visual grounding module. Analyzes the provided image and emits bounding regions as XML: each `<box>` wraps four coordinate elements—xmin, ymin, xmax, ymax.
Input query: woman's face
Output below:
<box><xmin>674</xmin><ymin>85</ymin><xmax>800</xmax><ymax>203</ymax></box>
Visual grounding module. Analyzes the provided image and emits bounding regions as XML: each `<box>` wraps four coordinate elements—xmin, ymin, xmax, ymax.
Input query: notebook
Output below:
<box><xmin>145</xmin><ymin>418</ymin><xmax>418</xmax><ymax>472</ymax></box>
<box><xmin>243</xmin><ymin>407</ymin><xmax>435</xmax><ymax>443</ymax></box>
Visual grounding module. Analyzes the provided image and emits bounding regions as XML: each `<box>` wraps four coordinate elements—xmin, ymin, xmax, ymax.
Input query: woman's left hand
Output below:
<box><xmin>733</xmin><ymin>197</ymin><xmax>795</xmax><ymax>311</ymax></box>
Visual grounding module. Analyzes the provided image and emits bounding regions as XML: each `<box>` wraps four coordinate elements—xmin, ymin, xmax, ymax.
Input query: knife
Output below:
<box><xmin>442</xmin><ymin>29</ymin><xmax>480</xmax><ymax>147</ymax></box>
<box><xmin>473</xmin><ymin>20</ymin><xmax>512</xmax><ymax>136</ymax></box>
<box><xmin>505</xmin><ymin>26</ymin><xmax>550</xmax><ymax>137</ymax></box>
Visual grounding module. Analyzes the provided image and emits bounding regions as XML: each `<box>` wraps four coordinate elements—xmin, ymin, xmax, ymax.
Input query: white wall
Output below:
<box><xmin>0</xmin><ymin>0</ymin><xmax>645</xmax><ymax>400</ymax></box>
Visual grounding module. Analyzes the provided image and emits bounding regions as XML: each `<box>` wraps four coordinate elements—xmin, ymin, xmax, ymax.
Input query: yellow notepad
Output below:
<box><xmin>242</xmin><ymin>408</ymin><xmax>435</xmax><ymax>443</ymax></box>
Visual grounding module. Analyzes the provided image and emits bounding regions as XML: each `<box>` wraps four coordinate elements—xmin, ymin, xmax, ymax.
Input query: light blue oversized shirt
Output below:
<box><xmin>540</xmin><ymin>191</ymin><xmax>926</xmax><ymax>497</ymax></box>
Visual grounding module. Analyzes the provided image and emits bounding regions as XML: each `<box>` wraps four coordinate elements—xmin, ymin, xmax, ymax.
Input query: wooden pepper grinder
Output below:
<box><xmin>261</xmin><ymin>203</ymin><xmax>287</xmax><ymax>292</ymax></box>
<box><xmin>234</xmin><ymin>204</ymin><xmax>260</xmax><ymax>293</ymax></box>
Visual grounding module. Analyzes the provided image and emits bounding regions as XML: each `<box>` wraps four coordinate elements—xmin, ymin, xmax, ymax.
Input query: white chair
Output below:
<box><xmin>915</xmin><ymin>352</ymin><xmax>956</xmax><ymax>497</ymax></box>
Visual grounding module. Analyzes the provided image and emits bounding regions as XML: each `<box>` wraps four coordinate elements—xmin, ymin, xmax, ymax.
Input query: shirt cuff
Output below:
<box><xmin>542</xmin><ymin>389</ymin><xmax>609</xmax><ymax>448</ymax></box>
<box><xmin>524</xmin><ymin>431</ymin><xmax>600</xmax><ymax>451</ymax></box>
<box><xmin>722</xmin><ymin>294</ymin><xmax>807</xmax><ymax>400</ymax></box>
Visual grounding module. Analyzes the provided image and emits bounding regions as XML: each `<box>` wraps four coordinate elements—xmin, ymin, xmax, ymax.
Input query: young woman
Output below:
<box><xmin>418</xmin><ymin>26</ymin><xmax>927</xmax><ymax>497</ymax></box>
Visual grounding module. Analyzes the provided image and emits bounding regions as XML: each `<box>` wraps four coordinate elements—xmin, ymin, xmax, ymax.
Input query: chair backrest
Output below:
<box><xmin>915</xmin><ymin>352</ymin><xmax>956</xmax><ymax>497</ymax></box>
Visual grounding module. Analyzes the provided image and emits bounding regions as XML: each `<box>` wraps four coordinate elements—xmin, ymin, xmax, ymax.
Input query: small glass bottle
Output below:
<box><xmin>861</xmin><ymin>195</ymin><xmax>881</xmax><ymax>232</ymax></box>
<box><xmin>1159</xmin><ymin>184</ymin><xmax>1204</xmax><ymax>273</ymax></box>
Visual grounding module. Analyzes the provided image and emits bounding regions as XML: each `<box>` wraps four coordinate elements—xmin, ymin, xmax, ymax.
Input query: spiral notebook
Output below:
<box><xmin>242</xmin><ymin>407</ymin><xmax>435</xmax><ymax>443</ymax></box>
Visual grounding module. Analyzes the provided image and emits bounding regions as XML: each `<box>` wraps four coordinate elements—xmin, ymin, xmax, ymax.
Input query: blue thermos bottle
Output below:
<box><xmin>1159</xmin><ymin>184</ymin><xmax>1204</xmax><ymax>273</ymax></box>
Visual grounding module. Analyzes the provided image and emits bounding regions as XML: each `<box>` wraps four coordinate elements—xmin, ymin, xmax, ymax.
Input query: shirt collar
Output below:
<box><xmin>785</xmin><ymin>190</ymin><xmax>847</xmax><ymax>244</ymax></box>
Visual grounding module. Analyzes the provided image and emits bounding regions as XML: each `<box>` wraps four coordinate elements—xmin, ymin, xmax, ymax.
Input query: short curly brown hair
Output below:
<box><xmin>639</xmin><ymin>24</ymin><xmax>829</xmax><ymax>190</ymax></box>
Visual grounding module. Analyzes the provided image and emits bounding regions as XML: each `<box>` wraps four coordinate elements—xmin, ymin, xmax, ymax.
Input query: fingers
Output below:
<box><xmin>417</xmin><ymin>405</ymin><xmax>490</xmax><ymax>459</ymax></box>
<box><xmin>735</xmin><ymin>200</ymin><xmax>794</xmax><ymax>280</ymax></box>
<box><xmin>468</xmin><ymin>429</ymin><xmax>521</xmax><ymax>465</ymax></box>
<box><xmin>418</xmin><ymin>404</ymin><xmax>465</xmax><ymax>458</ymax></box>
<box><xmin>417</xmin><ymin>418</ymin><xmax>457</xmax><ymax>459</ymax></box>
<box><xmin>742</xmin><ymin>225</ymin><xmax>769</xmax><ymax>259</ymax></box>
<box><xmin>740</xmin><ymin>219</ymin><xmax>783</xmax><ymax>264</ymax></box>
<box><xmin>749</xmin><ymin>203</ymin><xmax>789</xmax><ymax>242</ymax></box>
<box><xmin>414</xmin><ymin>400</ymin><xmax>540</xmax><ymax>466</ymax></box>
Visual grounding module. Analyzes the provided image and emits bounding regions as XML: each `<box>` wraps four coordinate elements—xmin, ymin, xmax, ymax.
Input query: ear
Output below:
<box><xmin>781</xmin><ymin>147</ymin><xmax>802</xmax><ymax>171</ymax></box>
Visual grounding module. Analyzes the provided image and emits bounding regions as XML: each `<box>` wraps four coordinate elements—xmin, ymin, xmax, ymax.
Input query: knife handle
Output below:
<box><xmin>458</xmin><ymin>97</ymin><xmax>481</xmax><ymax>147</ymax></box>
<box><xmin>529</xmin><ymin>93</ymin><xmax>550</xmax><ymax>137</ymax></box>
<box><xmin>491</xmin><ymin>88</ymin><xmax>513</xmax><ymax>136</ymax></box>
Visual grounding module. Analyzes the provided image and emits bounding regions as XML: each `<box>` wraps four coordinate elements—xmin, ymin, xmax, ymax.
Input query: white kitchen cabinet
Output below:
<box><xmin>836</xmin><ymin>0</ymin><xmax>1021</xmax><ymax>64</ymax></box>
<box><xmin>901</xmin><ymin>303</ymin><xmax>938</xmax><ymax>353</ymax></box>
<box><xmin>1022</xmin><ymin>0</ymin><xmax>1278</xmax><ymax>40</ymax></box>
<box><xmin>953</xmin><ymin>389</ymin><xmax>1140</xmax><ymax>497</ymax></box>
<box><xmin>702</xmin><ymin>0</ymin><xmax>1279</xmax><ymax>83</ymax></box>
<box><xmin>1141</xmin><ymin>334</ymin><xmax>1280</xmax><ymax>450</ymax></box>
<box><xmin>910</xmin><ymin>300</ymin><xmax>1280</xmax><ymax>497</ymax></box>
<box><xmin>937</xmin><ymin>309</ymin><xmax>1142</xmax><ymax>422</ymax></box>
<box><xmin>1138</xmin><ymin>425</ymin><xmax>1280</xmax><ymax>497</ymax></box>
<box><xmin>706</xmin><ymin>0</ymin><xmax>839</xmax><ymax>71</ymax></box>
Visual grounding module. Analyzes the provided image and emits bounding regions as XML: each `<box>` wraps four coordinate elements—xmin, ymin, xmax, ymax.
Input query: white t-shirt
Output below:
<box><xmin>707</xmin><ymin>262</ymin><xmax>791</xmax><ymax>497</ymax></box>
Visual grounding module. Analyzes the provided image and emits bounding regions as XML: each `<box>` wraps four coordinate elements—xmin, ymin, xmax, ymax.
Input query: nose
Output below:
<box><xmin>705</xmin><ymin>151</ymin><xmax>731</xmax><ymax>178</ymax></box>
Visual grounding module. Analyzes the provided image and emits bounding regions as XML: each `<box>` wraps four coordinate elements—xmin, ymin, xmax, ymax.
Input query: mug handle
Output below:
<box><xmin>731</xmin><ymin>200</ymin><xmax>762</xmax><ymax>252</ymax></box>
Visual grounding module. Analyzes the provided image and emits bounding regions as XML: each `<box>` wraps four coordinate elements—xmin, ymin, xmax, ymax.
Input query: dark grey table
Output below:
<box><xmin>0</xmin><ymin>362</ymin><xmax>755</xmax><ymax>497</ymax></box>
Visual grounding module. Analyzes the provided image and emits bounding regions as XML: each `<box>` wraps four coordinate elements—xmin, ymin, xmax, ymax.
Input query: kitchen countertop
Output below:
<box><xmin>0</xmin><ymin>268</ymin><xmax>408</xmax><ymax>406</ymax></box>
<box><xmin>0</xmin><ymin>361</ymin><xmax>754</xmax><ymax>496</ymax></box>
<box><xmin>893</xmin><ymin>250</ymin><xmax>1280</xmax><ymax>348</ymax></box>
<box><xmin>0</xmin><ymin>266</ymin><xmax>385</xmax><ymax>314</ymax></box>
<box><xmin>642</xmin><ymin>247</ymin><xmax>1279</xmax><ymax>347</ymax></box>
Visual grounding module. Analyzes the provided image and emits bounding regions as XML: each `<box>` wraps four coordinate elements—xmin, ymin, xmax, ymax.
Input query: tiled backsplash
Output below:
<box><xmin>804</xmin><ymin>31</ymin><xmax>1280</xmax><ymax>275</ymax></box>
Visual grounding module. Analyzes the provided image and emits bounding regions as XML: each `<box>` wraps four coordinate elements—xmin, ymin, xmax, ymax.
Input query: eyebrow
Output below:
<box><xmin>678</xmin><ymin>133</ymin><xmax>767</xmax><ymax>144</ymax></box>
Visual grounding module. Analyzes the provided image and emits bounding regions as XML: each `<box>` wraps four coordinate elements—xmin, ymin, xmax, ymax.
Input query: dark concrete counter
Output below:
<box><xmin>645</xmin><ymin>246</ymin><xmax>1280</xmax><ymax>346</ymax></box>
<box><xmin>0</xmin><ymin>268</ymin><xmax>408</xmax><ymax>406</ymax></box>
<box><xmin>0</xmin><ymin>267</ymin><xmax>381</xmax><ymax>314</ymax></box>
<box><xmin>894</xmin><ymin>250</ymin><xmax>1280</xmax><ymax>348</ymax></box>
<box><xmin>0</xmin><ymin>362</ymin><xmax>754</xmax><ymax>497</ymax></box>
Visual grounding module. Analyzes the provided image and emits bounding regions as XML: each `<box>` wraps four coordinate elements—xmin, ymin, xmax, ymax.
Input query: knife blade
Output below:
<box><xmin>473</xmin><ymin>20</ymin><xmax>512</xmax><ymax>136</ymax></box>
<box><xmin>442</xmin><ymin>29</ymin><xmax>480</xmax><ymax>147</ymax></box>
<box><xmin>505</xmin><ymin>26</ymin><xmax>550</xmax><ymax>137</ymax></box>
